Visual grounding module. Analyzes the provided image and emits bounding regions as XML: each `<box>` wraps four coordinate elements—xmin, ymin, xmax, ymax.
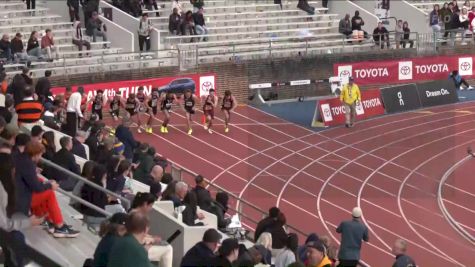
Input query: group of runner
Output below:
<box><xmin>83</xmin><ymin>87</ymin><xmax>237</xmax><ymax>135</ymax></box>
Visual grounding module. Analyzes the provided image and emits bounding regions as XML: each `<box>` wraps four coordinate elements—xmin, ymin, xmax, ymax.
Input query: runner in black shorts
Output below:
<box><xmin>221</xmin><ymin>90</ymin><xmax>237</xmax><ymax>133</ymax></box>
<box><xmin>145</xmin><ymin>88</ymin><xmax>160</xmax><ymax>134</ymax></box>
<box><xmin>125</xmin><ymin>93</ymin><xmax>141</xmax><ymax>133</ymax></box>
<box><xmin>181</xmin><ymin>89</ymin><xmax>199</xmax><ymax>135</ymax></box>
<box><xmin>202</xmin><ymin>88</ymin><xmax>217</xmax><ymax>134</ymax></box>
<box><xmin>159</xmin><ymin>91</ymin><xmax>176</xmax><ymax>134</ymax></box>
<box><xmin>109</xmin><ymin>95</ymin><xmax>122</xmax><ymax>121</ymax></box>
<box><xmin>136</xmin><ymin>86</ymin><xmax>147</xmax><ymax>133</ymax></box>
<box><xmin>91</xmin><ymin>90</ymin><xmax>106</xmax><ymax>120</ymax></box>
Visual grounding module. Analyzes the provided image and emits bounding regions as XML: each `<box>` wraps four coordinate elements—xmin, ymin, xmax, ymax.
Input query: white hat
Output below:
<box><xmin>352</xmin><ymin>207</ymin><xmax>362</xmax><ymax>218</ymax></box>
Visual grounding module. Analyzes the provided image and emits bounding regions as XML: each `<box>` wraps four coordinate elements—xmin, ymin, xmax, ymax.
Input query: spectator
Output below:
<box><xmin>464</xmin><ymin>0</ymin><xmax>471</xmax><ymax>9</ymax></box>
<box><xmin>27</xmin><ymin>31</ymin><xmax>43</xmax><ymax>59</ymax></box>
<box><xmin>180</xmin><ymin>228</ymin><xmax>221</xmax><ymax>267</ymax></box>
<box><xmin>461</xmin><ymin>7</ymin><xmax>470</xmax><ymax>28</ymax></box>
<box><xmin>181</xmin><ymin>10</ymin><xmax>196</xmax><ymax>39</ymax></box>
<box><xmin>181</xmin><ymin>191</ymin><xmax>205</xmax><ymax>226</ymax></box>
<box><xmin>449</xmin><ymin>70</ymin><xmax>473</xmax><ymax>89</ymax></box>
<box><xmin>72</xmin><ymin>20</ymin><xmax>91</xmax><ymax>57</ymax></box>
<box><xmin>125</xmin><ymin>0</ymin><xmax>142</xmax><ymax>17</ymax></box>
<box><xmin>209</xmin><ymin>191</ymin><xmax>231</xmax><ymax>231</ymax></box>
<box><xmin>21</xmin><ymin>67</ymin><xmax>33</xmax><ymax>86</ymax></box>
<box><xmin>451</xmin><ymin>9</ymin><xmax>463</xmax><ymax>43</ymax></box>
<box><xmin>86</xmin><ymin>11</ymin><xmax>109</xmax><ymax>47</ymax></box>
<box><xmin>133</xmin><ymin>143</ymin><xmax>154</xmax><ymax>183</ymax></box>
<box><xmin>41</xmin><ymin>131</ymin><xmax>56</xmax><ymax>161</ymax></box>
<box><xmin>67</xmin><ymin>0</ymin><xmax>80</xmax><ymax>22</ymax></box>
<box><xmin>452</xmin><ymin>0</ymin><xmax>460</xmax><ymax>12</ymax></box>
<box><xmin>193</xmin><ymin>8</ymin><xmax>209</xmax><ymax>42</ymax></box>
<box><xmin>351</xmin><ymin>11</ymin><xmax>365</xmax><ymax>31</ymax></box>
<box><xmin>25</xmin><ymin>0</ymin><xmax>36</xmax><ymax>9</ymax></box>
<box><xmin>336</xmin><ymin>207</ymin><xmax>369</xmax><ymax>267</ymax></box>
<box><xmin>161</xmin><ymin>180</ymin><xmax>180</xmax><ymax>206</ymax></box>
<box><xmin>339</xmin><ymin>14</ymin><xmax>352</xmax><ymax>38</ymax></box>
<box><xmin>65</xmin><ymin>86</ymin><xmax>84</xmax><ymax>137</ymax></box>
<box><xmin>373</xmin><ymin>21</ymin><xmax>390</xmax><ymax>49</ymax></box>
<box><xmin>172</xmin><ymin>0</ymin><xmax>183</xmax><ymax>15</ymax></box>
<box><xmin>83</xmin><ymin>0</ymin><xmax>100</xmax><ymax>27</ymax></box>
<box><xmin>275</xmin><ymin>233</ymin><xmax>298</xmax><ymax>267</ymax></box>
<box><xmin>131</xmin><ymin>192</ymin><xmax>156</xmax><ymax>214</ymax></box>
<box><xmin>213</xmin><ymin>238</ymin><xmax>240</xmax><ymax>267</ymax></box>
<box><xmin>392</xmin><ymin>239</ymin><xmax>416</xmax><ymax>267</ymax></box>
<box><xmin>30</xmin><ymin>125</ymin><xmax>44</xmax><ymax>144</ymax></box>
<box><xmin>395</xmin><ymin>19</ymin><xmax>404</xmax><ymax>49</ymax></box>
<box><xmin>430</xmin><ymin>4</ymin><xmax>442</xmax><ymax>34</ymax></box>
<box><xmin>268</xmin><ymin>212</ymin><xmax>288</xmax><ymax>255</ymax></box>
<box><xmin>10</xmin><ymin>33</ymin><xmax>29</xmax><ymax>63</ymax></box>
<box><xmin>72</xmin><ymin>130</ymin><xmax>88</xmax><ymax>159</ymax></box>
<box><xmin>41</xmin><ymin>29</ymin><xmax>58</xmax><ymax>60</ymax></box>
<box><xmin>42</xmin><ymin>104</ymin><xmax>61</xmax><ymax>130</ymax></box>
<box><xmin>8</xmin><ymin>74</ymin><xmax>26</xmax><ymax>105</ymax></box>
<box><xmin>35</xmin><ymin>70</ymin><xmax>52</xmax><ymax>104</ymax></box>
<box><xmin>236</xmin><ymin>244</ymin><xmax>265</xmax><ymax>267</ymax></box>
<box><xmin>256</xmin><ymin>232</ymin><xmax>273</xmax><ymax>265</ymax></box>
<box><xmin>81</xmin><ymin>164</ymin><xmax>109</xmax><ymax>228</ymax></box>
<box><xmin>193</xmin><ymin>174</ymin><xmax>212</xmax><ymax>211</ymax></box>
<box><xmin>115</xmin><ymin>114</ymin><xmax>139</xmax><ymax>161</ymax></box>
<box><xmin>93</xmin><ymin>212</ymin><xmax>128</xmax><ymax>267</ymax></box>
<box><xmin>255</xmin><ymin>206</ymin><xmax>280</xmax><ymax>241</ymax></box>
<box><xmin>169</xmin><ymin>7</ymin><xmax>182</xmax><ymax>35</ymax></box>
<box><xmin>1</xmin><ymin>127</ymin><xmax>19</xmax><ymax>149</ymax></box>
<box><xmin>190</xmin><ymin>0</ymin><xmax>204</xmax><ymax>12</ymax></box>
<box><xmin>107</xmin><ymin>160</ymin><xmax>130</xmax><ymax>194</ymax></box>
<box><xmin>0</xmin><ymin>34</ymin><xmax>12</xmax><ymax>62</ymax></box>
<box><xmin>0</xmin><ymin>96</ymin><xmax>14</xmax><ymax>125</ymax></box>
<box><xmin>107</xmin><ymin>211</ymin><xmax>152</xmax><ymax>267</ymax></box>
<box><xmin>147</xmin><ymin>164</ymin><xmax>163</xmax><ymax>191</ymax></box>
<box><xmin>297</xmin><ymin>233</ymin><xmax>319</xmax><ymax>263</ymax></box>
<box><xmin>305</xmin><ymin>240</ymin><xmax>332</xmax><ymax>267</ymax></box>
<box><xmin>85</xmin><ymin>124</ymin><xmax>103</xmax><ymax>160</ymax></box>
<box><xmin>401</xmin><ymin>21</ymin><xmax>414</xmax><ymax>48</ymax></box>
<box><xmin>96</xmin><ymin>136</ymin><xmax>115</xmax><ymax>164</ymax></box>
<box><xmin>51</xmin><ymin>136</ymin><xmax>81</xmax><ymax>191</ymax></box>
<box><xmin>144</xmin><ymin>0</ymin><xmax>160</xmax><ymax>16</ymax></box>
<box><xmin>15</xmin><ymin>86</ymin><xmax>44</xmax><ymax>127</ymax></box>
<box><xmin>15</xmin><ymin>141</ymin><xmax>79</xmax><ymax>237</ymax></box>
<box><xmin>319</xmin><ymin>235</ymin><xmax>338</xmax><ymax>265</ymax></box>
<box><xmin>138</xmin><ymin>13</ymin><xmax>153</xmax><ymax>53</ymax></box>
<box><xmin>441</xmin><ymin>3</ymin><xmax>454</xmax><ymax>41</ymax></box>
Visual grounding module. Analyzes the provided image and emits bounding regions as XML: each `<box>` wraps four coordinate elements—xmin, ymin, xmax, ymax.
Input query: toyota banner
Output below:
<box><xmin>334</xmin><ymin>55</ymin><xmax>473</xmax><ymax>85</ymax></box>
<box><xmin>51</xmin><ymin>73</ymin><xmax>217</xmax><ymax>101</ymax></box>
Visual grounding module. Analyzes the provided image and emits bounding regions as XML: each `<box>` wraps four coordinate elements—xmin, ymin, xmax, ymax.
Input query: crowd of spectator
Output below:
<box><xmin>168</xmin><ymin>3</ymin><xmax>209</xmax><ymax>43</ymax></box>
<box><xmin>430</xmin><ymin>1</ymin><xmax>475</xmax><ymax>45</ymax></box>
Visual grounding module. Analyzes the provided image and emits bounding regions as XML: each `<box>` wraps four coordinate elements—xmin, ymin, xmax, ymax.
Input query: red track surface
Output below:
<box><xmin>127</xmin><ymin>102</ymin><xmax>475</xmax><ymax>266</ymax></box>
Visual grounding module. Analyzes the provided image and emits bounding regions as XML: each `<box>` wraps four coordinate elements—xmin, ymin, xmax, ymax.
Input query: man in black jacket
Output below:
<box><xmin>51</xmin><ymin>136</ymin><xmax>81</xmax><ymax>191</ymax></box>
<box><xmin>254</xmin><ymin>206</ymin><xmax>280</xmax><ymax>241</ymax></box>
<box><xmin>35</xmin><ymin>70</ymin><xmax>52</xmax><ymax>104</ymax></box>
<box><xmin>193</xmin><ymin>174</ymin><xmax>212</xmax><ymax>212</ymax></box>
<box><xmin>180</xmin><ymin>229</ymin><xmax>221</xmax><ymax>267</ymax></box>
<box><xmin>373</xmin><ymin>22</ymin><xmax>390</xmax><ymax>49</ymax></box>
<box><xmin>169</xmin><ymin>8</ymin><xmax>181</xmax><ymax>35</ymax></box>
<box><xmin>72</xmin><ymin>130</ymin><xmax>88</xmax><ymax>159</ymax></box>
<box><xmin>0</xmin><ymin>34</ymin><xmax>12</xmax><ymax>62</ymax></box>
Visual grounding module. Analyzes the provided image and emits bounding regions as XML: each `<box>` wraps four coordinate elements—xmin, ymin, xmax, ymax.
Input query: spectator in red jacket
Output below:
<box><xmin>41</xmin><ymin>29</ymin><xmax>58</xmax><ymax>60</ymax></box>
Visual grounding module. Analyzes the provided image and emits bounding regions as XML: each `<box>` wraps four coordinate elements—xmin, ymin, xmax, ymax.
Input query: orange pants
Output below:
<box><xmin>31</xmin><ymin>189</ymin><xmax>63</xmax><ymax>226</ymax></box>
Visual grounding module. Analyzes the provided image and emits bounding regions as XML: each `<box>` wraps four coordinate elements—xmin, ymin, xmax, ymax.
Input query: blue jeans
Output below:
<box><xmin>1</xmin><ymin>47</ymin><xmax>12</xmax><ymax>61</ymax></box>
<box><xmin>195</xmin><ymin>25</ymin><xmax>208</xmax><ymax>41</ymax></box>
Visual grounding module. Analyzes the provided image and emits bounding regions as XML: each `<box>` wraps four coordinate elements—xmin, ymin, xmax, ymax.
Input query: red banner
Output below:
<box><xmin>51</xmin><ymin>73</ymin><xmax>217</xmax><ymax>101</ymax></box>
<box><xmin>317</xmin><ymin>89</ymin><xmax>385</xmax><ymax>126</ymax></box>
<box><xmin>334</xmin><ymin>55</ymin><xmax>474</xmax><ymax>85</ymax></box>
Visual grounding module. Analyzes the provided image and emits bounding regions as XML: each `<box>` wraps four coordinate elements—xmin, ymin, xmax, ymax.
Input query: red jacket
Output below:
<box><xmin>41</xmin><ymin>35</ymin><xmax>54</xmax><ymax>49</ymax></box>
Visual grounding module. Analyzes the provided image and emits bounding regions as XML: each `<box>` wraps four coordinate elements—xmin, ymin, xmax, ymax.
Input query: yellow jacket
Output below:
<box><xmin>308</xmin><ymin>256</ymin><xmax>333</xmax><ymax>267</ymax></box>
<box><xmin>340</xmin><ymin>83</ymin><xmax>361</xmax><ymax>105</ymax></box>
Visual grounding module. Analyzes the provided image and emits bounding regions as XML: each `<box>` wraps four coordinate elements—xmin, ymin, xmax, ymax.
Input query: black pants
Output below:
<box><xmin>139</xmin><ymin>35</ymin><xmax>151</xmax><ymax>52</ymax></box>
<box><xmin>66</xmin><ymin>112</ymin><xmax>78</xmax><ymax>137</ymax></box>
<box><xmin>145</xmin><ymin>2</ymin><xmax>160</xmax><ymax>16</ymax></box>
<box><xmin>26</xmin><ymin>0</ymin><xmax>36</xmax><ymax>9</ymax></box>
<box><xmin>457</xmin><ymin>79</ymin><xmax>470</xmax><ymax>88</ymax></box>
<box><xmin>400</xmin><ymin>40</ymin><xmax>414</xmax><ymax>48</ymax></box>
<box><xmin>69</xmin><ymin>7</ymin><xmax>80</xmax><ymax>22</ymax></box>
<box><xmin>338</xmin><ymin>260</ymin><xmax>359</xmax><ymax>267</ymax></box>
<box><xmin>0</xmin><ymin>230</ymin><xmax>27</xmax><ymax>267</ymax></box>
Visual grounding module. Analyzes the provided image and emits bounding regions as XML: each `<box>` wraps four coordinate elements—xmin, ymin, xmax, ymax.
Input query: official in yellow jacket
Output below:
<box><xmin>339</xmin><ymin>77</ymin><xmax>361</xmax><ymax>128</ymax></box>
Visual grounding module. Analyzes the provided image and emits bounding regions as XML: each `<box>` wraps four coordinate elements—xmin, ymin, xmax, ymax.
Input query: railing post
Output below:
<box><xmin>195</xmin><ymin>46</ymin><xmax>199</xmax><ymax>67</ymax></box>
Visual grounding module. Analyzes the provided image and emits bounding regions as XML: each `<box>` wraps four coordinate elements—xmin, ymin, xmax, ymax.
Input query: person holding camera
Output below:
<box><xmin>138</xmin><ymin>13</ymin><xmax>153</xmax><ymax>53</ymax></box>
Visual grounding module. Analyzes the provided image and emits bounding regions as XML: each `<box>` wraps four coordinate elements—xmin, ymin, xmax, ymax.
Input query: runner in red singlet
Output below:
<box><xmin>202</xmin><ymin>88</ymin><xmax>217</xmax><ymax>134</ymax></box>
<box><xmin>221</xmin><ymin>90</ymin><xmax>237</xmax><ymax>133</ymax></box>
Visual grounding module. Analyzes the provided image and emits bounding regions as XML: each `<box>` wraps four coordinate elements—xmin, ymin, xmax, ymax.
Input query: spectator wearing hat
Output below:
<box><xmin>213</xmin><ymin>238</ymin><xmax>240</xmax><ymax>267</ymax></box>
<box><xmin>138</xmin><ymin>13</ymin><xmax>153</xmax><ymax>53</ymax></box>
<box><xmin>336</xmin><ymin>207</ymin><xmax>369</xmax><ymax>267</ymax></box>
<box><xmin>181</xmin><ymin>228</ymin><xmax>221</xmax><ymax>267</ymax></box>
<box><xmin>297</xmin><ymin>233</ymin><xmax>319</xmax><ymax>262</ymax></box>
<box><xmin>255</xmin><ymin>206</ymin><xmax>280</xmax><ymax>241</ymax></box>
<box><xmin>66</xmin><ymin>86</ymin><xmax>84</xmax><ymax>137</ymax></box>
<box><xmin>392</xmin><ymin>239</ymin><xmax>416</xmax><ymax>267</ymax></box>
<box><xmin>92</xmin><ymin>212</ymin><xmax>128</xmax><ymax>267</ymax></box>
<box><xmin>339</xmin><ymin>77</ymin><xmax>361</xmax><ymax>128</ymax></box>
<box><xmin>193</xmin><ymin>174</ymin><xmax>212</xmax><ymax>212</ymax></box>
<box><xmin>305</xmin><ymin>240</ymin><xmax>332</xmax><ymax>267</ymax></box>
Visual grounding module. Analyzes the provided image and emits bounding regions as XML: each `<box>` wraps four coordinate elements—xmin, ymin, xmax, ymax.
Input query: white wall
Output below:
<box><xmin>100</xmin><ymin>15</ymin><xmax>134</xmax><ymax>52</ymax></box>
<box><xmin>329</xmin><ymin>0</ymin><xmax>379</xmax><ymax>35</ymax></box>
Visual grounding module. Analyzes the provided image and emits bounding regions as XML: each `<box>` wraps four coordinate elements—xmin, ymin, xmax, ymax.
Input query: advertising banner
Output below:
<box><xmin>416</xmin><ymin>80</ymin><xmax>458</xmax><ymax>107</ymax></box>
<box><xmin>317</xmin><ymin>89</ymin><xmax>385</xmax><ymax>126</ymax></box>
<box><xmin>334</xmin><ymin>55</ymin><xmax>474</xmax><ymax>85</ymax></box>
<box><xmin>51</xmin><ymin>73</ymin><xmax>217</xmax><ymax>101</ymax></box>
<box><xmin>380</xmin><ymin>84</ymin><xmax>421</xmax><ymax>113</ymax></box>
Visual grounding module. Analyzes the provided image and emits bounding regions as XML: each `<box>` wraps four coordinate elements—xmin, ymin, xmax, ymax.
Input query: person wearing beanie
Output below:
<box><xmin>255</xmin><ymin>206</ymin><xmax>280</xmax><ymax>241</ymax></box>
<box><xmin>305</xmin><ymin>240</ymin><xmax>332</xmax><ymax>267</ymax></box>
<box><xmin>180</xmin><ymin>228</ymin><xmax>222</xmax><ymax>267</ymax></box>
<box><xmin>297</xmin><ymin>232</ymin><xmax>319</xmax><ymax>262</ymax></box>
<box><xmin>336</xmin><ymin>207</ymin><xmax>369</xmax><ymax>267</ymax></box>
<box><xmin>213</xmin><ymin>238</ymin><xmax>240</xmax><ymax>267</ymax></box>
<box><xmin>92</xmin><ymin>212</ymin><xmax>128</xmax><ymax>267</ymax></box>
<box><xmin>114</xmin><ymin>141</ymin><xmax>125</xmax><ymax>156</ymax></box>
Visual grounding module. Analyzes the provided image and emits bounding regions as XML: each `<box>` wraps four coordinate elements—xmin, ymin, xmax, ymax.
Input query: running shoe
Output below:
<box><xmin>224</xmin><ymin>127</ymin><xmax>229</xmax><ymax>133</ymax></box>
<box><xmin>160</xmin><ymin>126</ymin><xmax>165</xmax><ymax>133</ymax></box>
<box><xmin>208</xmin><ymin>129</ymin><xmax>213</xmax><ymax>134</ymax></box>
<box><xmin>204</xmin><ymin>124</ymin><xmax>208</xmax><ymax>130</ymax></box>
<box><xmin>164</xmin><ymin>127</ymin><xmax>169</xmax><ymax>133</ymax></box>
<box><xmin>146</xmin><ymin>127</ymin><xmax>153</xmax><ymax>134</ymax></box>
<box><xmin>188</xmin><ymin>128</ymin><xmax>193</xmax><ymax>135</ymax></box>
<box><xmin>53</xmin><ymin>225</ymin><xmax>80</xmax><ymax>238</ymax></box>
<box><xmin>137</xmin><ymin>128</ymin><xmax>142</xmax><ymax>133</ymax></box>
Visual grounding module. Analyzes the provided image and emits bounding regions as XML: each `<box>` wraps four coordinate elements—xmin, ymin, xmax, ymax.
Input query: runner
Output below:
<box><xmin>109</xmin><ymin>95</ymin><xmax>123</xmax><ymax>121</ymax></box>
<box><xmin>125</xmin><ymin>93</ymin><xmax>141</xmax><ymax>133</ymax></box>
<box><xmin>91</xmin><ymin>89</ymin><xmax>107</xmax><ymax>120</ymax></box>
<box><xmin>159</xmin><ymin>91</ymin><xmax>176</xmax><ymax>134</ymax></box>
<box><xmin>202</xmin><ymin>88</ymin><xmax>217</xmax><ymax>134</ymax></box>
<box><xmin>221</xmin><ymin>90</ymin><xmax>237</xmax><ymax>133</ymax></box>
<box><xmin>136</xmin><ymin>86</ymin><xmax>148</xmax><ymax>133</ymax></box>
<box><xmin>182</xmin><ymin>89</ymin><xmax>199</xmax><ymax>135</ymax></box>
<box><xmin>145</xmin><ymin>88</ymin><xmax>160</xmax><ymax>133</ymax></box>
